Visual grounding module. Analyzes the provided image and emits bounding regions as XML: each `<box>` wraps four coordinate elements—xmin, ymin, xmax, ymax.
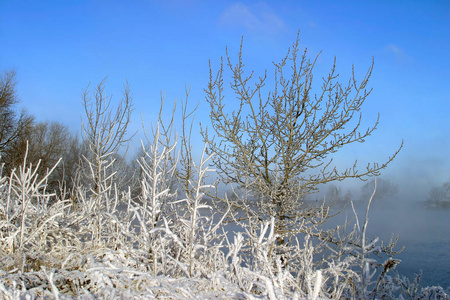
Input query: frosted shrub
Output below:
<box><xmin>222</xmin><ymin>215</ymin><xmax>359</xmax><ymax>299</ymax></box>
<box><xmin>0</xmin><ymin>145</ymin><xmax>70</xmax><ymax>271</ymax></box>
<box><xmin>218</xmin><ymin>179</ymin><xmax>427</xmax><ymax>299</ymax></box>
<box><xmin>419</xmin><ymin>286</ymin><xmax>449</xmax><ymax>299</ymax></box>
<box><xmin>128</xmin><ymin>125</ymin><xmax>178</xmax><ymax>276</ymax></box>
<box><xmin>224</xmin><ymin>218</ymin><xmax>297</xmax><ymax>299</ymax></box>
<box><xmin>315</xmin><ymin>179</ymin><xmax>408</xmax><ymax>299</ymax></box>
<box><xmin>1</xmin><ymin>86</ymin><xmax>449</xmax><ymax>299</ymax></box>
<box><xmin>146</xmin><ymin>144</ymin><xmax>230</xmax><ymax>279</ymax></box>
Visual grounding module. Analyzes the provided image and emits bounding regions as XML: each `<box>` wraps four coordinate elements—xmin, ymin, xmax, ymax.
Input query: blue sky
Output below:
<box><xmin>1</xmin><ymin>0</ymin><xmax>449</xmax><ymax>200</ymax></box>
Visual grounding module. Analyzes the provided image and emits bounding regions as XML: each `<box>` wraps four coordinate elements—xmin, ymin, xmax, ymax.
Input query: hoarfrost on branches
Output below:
<box><xmin>1</xmin><ymin>64</ymin><xmax>448</xmax><ymax>300</ymax></box>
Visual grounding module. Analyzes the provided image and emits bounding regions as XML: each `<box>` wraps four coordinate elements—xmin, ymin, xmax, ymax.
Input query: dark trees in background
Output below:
<box><xmin>1</xmin><ymin>120</ymin><xmax>84</xmax><ymax>194</ymax></box>
<box><xmin>0</xmin><ymin>70</ymin><xmax>85</xmax><ymax>196</ymax></box>
<box><xmin>426</xmin><ymin>182</ymin><xmax>450</xmax><ymax>209</ymax></box>
<box><xmin>0</xmin><ymin>70</ymin><xmax>34</xmax><ymax>153</ymax></box>
<box><xmin>202</xmin><ymin>33</ymin><xmax>402</xmax><ymax>245</ymax></box>
<box><xmin>326</xmin><ymin>184</ymin><xmax>353</xmax><ymax>206</ymax></box>
<box><xmin>360</xmin><ymin>177</ymin><xmax>399</xmax><ymax>202</ymax></box>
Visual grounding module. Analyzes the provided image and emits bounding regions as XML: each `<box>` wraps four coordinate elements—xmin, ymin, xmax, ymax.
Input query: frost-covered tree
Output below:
<box><xmin>79</xmin><ymin>78</ymin><xmax>134</xmax><ymax>244</ymax></box>
<box><xmin>80</xmin><ymin>78</ymin><xmax>134</xmax><ymax>199</ymax></box>
<box><xmin>202</xmin><ymin>32</ymin><xmax>402</xmax><ymax>245</ymax></box>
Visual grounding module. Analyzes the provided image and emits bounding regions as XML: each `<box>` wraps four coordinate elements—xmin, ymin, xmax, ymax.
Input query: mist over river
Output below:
<box><xmin>213</xmin><ymin>194</ymin><xmax>450</xmax><ymax>289</ymax></box>
<box><xmin>328</xmin><ymin>200</ymin><xmax>450</xmax><ymax>288</ymax></box>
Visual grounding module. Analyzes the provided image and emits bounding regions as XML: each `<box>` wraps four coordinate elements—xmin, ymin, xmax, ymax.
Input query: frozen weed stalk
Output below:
<box><xmin>328</xmin><ymin>178</ymin><xmax>405</xmax><ymax>299</ymax></box>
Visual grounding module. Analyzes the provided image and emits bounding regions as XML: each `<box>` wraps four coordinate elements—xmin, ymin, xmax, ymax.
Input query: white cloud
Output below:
<box><xmin>383</xmin><ymin>43</ymin><xmax>410</xmax><ymax>62</ymax></box>
<box><xmin>384</xmin><ymin>44</ymin><xmax>401</xmax><ymax>54</ymax></box>
<box><xmin>219</xmin><ymin>2</ymin><xmax>286</xmax><ymax>35</ymax></box>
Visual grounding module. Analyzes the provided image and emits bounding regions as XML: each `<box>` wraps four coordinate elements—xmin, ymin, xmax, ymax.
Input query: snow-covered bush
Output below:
<box><xmin>0</xmin><ymin>145</ymin><xmax>69</xmax><ymax>271</ymax></box>
<box><xmin>1</xmin><ymin>87</ymin><xmax>448</xmax><ymax>299</ymax></box>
